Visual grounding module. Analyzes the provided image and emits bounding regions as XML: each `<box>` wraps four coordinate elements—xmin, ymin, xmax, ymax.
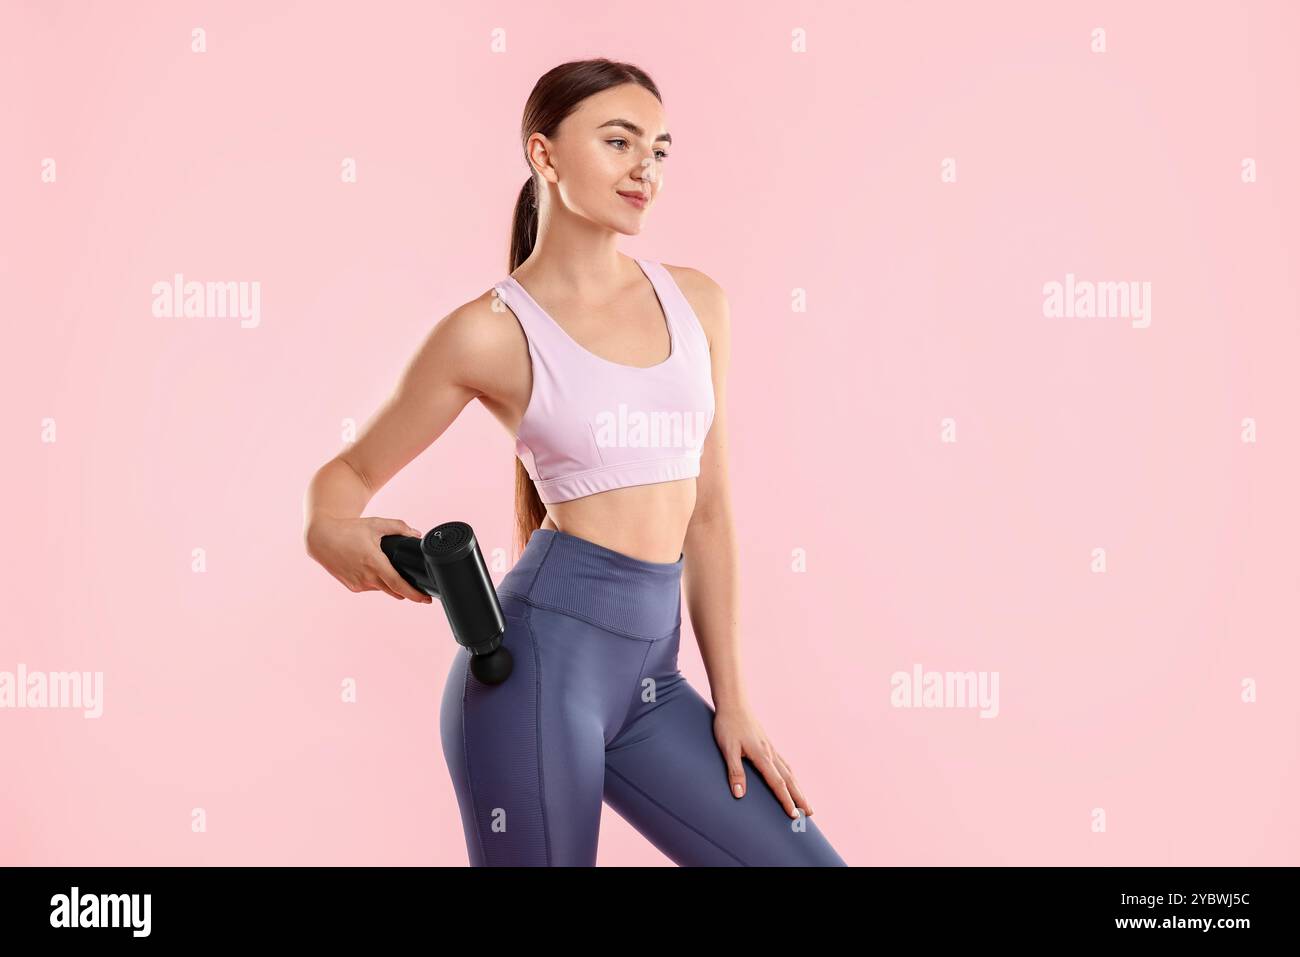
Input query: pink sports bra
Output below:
<box><xmin>492</xmin><ymin>258</ymin><xmax>716</xmax><ymax>504</ymax></box>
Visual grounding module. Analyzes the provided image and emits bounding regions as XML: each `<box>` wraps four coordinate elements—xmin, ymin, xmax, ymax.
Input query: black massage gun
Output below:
<box><xmin>379</xmin><ymin>521</ymin><xmax>512</xmax><ymax>685</ymax></box>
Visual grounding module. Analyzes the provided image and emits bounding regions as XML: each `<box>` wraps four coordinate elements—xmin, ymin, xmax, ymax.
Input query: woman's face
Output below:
<box><xmin>531</xmin><ymin>83</ymin><xmax>670</xmax><ymax>235</ymax></box>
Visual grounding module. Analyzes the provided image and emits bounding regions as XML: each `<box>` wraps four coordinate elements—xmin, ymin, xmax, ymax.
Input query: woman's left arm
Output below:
<box><xmin>675</xmin><ymin>267</ymin><xmax>815</xmax><ymax>820</ymax></box>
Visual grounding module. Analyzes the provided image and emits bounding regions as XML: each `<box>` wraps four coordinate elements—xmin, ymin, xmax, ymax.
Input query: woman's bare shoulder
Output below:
<box><xmin>660</xmin><ymin>263</ymin><xmax>729</xmax><ymax>343</ymax></box>
<box><xmin>416</xmin><ymin>283</ymin><xmax>526</xmax><ymax>399</ymax></box>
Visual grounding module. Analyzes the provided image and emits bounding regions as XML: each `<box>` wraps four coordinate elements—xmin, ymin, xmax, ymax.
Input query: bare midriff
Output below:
<box><xmin>539</xmin><ymin>478</ymin><xmax>696</xmax><ymax>564</ymax></box>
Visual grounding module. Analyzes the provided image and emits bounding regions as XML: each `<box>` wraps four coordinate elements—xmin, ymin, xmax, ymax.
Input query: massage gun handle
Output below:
<box><xmin>379</xmin><ymin>534</ymin><xmax>439</xmax><ymax>598</ymax></box>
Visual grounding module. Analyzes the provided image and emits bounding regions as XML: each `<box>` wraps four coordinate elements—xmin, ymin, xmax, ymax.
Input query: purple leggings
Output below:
<box><xmin>439</xmin><ymin>527</ymin><xmax>846</xmax><ymax>866</ymax></box>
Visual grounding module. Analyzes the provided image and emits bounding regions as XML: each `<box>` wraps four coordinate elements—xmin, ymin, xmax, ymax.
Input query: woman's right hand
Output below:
<box><xmin>305</xmin><ymin>515</ymin><xmax>434</xmax><ymax>603</ymax></box>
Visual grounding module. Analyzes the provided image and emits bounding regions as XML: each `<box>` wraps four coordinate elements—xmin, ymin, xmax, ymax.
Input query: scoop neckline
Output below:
<box><xmin>502</xmin><ymin>258</ymin><xmax>676</xmax><ymax>371</ymax></box>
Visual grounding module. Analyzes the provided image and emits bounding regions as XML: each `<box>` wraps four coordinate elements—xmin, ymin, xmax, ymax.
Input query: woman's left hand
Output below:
<box><xmin>713</xmin><ymin>704</ymin><xmax>814</xmax><ymax>819</ymax></box>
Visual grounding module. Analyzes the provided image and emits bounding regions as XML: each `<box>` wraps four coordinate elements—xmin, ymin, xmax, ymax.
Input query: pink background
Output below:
<box><xmin>3</xmin><ymin>0</ymin><xmax>1297</xmax><ymax>866</ymax></box>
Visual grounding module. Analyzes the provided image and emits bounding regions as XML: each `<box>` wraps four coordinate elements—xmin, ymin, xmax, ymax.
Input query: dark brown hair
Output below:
<box><xmin>507</xmin><ymin>58</ymin><xmax>663</xmax><ymax>558</ymax></box>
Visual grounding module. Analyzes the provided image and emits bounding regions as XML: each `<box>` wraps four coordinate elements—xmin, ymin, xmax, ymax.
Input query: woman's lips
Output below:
<box><xmin>618</xmin><ymin>190</ymin><xmax>647</xmax><ymax>209</ymax></box>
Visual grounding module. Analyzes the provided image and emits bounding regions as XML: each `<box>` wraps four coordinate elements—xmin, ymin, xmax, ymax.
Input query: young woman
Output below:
<box><xmin>304</xmin><ymin>58</ymin><xmax>846</xmax><ymax>866</ymax></box>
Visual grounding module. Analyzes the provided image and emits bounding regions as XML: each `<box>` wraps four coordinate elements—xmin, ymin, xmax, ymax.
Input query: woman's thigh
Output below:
<box><xmin>602</xmin><ymin>671</ymin><xmax>847</xmax><ymax>867</ymax></box>
<box><xmin>439</xmin><ymin>598</ymin><xmax>643</xmax><ymax>866</ymax></box>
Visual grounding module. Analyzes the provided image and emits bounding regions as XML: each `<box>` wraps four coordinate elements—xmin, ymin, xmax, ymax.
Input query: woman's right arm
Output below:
<box><xmin>302</xmin><ymin>294</ymin><xmax>503</xmax><ymax>602</ymax></box>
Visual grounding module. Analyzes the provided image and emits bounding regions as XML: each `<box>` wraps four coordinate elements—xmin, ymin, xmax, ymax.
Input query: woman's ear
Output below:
<box><xmin>526</xmin><ymin>133</ymin><xmax>559</xmax><ymax>186</ymax></box>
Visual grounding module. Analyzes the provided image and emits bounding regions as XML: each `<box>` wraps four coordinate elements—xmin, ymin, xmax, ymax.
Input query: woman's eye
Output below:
<box><xmin>607</xmin><ymin>139</ymin><xmax>668</xmax><ymax>160</ymax></box>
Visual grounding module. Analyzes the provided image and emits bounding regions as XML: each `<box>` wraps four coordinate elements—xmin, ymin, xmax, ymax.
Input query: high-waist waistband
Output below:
<box><xmin>498</xmin><ymin>528</ymin><xmax>683</xmax><ymax>640</ymax></box>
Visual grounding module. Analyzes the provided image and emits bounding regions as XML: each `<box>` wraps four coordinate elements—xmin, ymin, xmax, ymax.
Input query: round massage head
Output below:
<box><xmin>470</xmin><ymin>647</ymin><xmax>513</xmax><ymax>685</ymax></box>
